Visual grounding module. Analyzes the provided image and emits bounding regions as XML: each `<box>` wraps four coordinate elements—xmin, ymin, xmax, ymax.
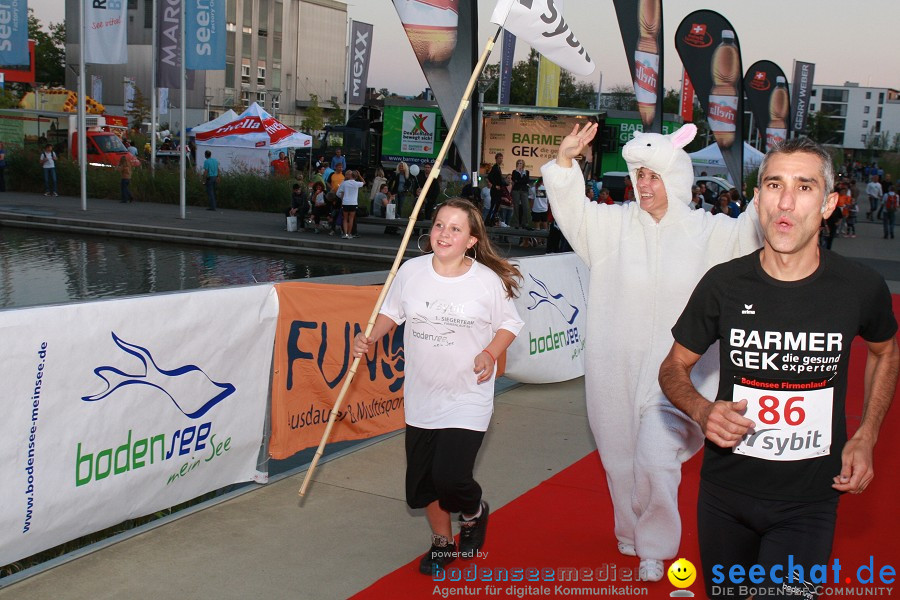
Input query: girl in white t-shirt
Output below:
<box><xmin>353</xmin><ymin>198</ymin><xmax>524</xmax><ymax>576</ymax></box>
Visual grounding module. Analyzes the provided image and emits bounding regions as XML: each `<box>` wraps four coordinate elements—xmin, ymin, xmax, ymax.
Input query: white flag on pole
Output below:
<box><xmin>490</xmin><ymin>0</ymin><xmax>594</xmax><ymax>76</ymax></box>
<box><xmin>84</xmin><ymin>0</ymin><xmax>129</xmax><ymax>64</ymax></box>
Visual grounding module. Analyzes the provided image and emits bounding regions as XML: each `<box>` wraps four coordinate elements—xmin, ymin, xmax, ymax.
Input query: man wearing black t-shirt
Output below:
<box><xmin>659</xmin><ymin>138</ymin><xmax>899</xmax><ymax>600</ymax></box>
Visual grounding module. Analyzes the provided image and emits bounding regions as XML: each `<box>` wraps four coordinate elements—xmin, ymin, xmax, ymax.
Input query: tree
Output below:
<box><xmin>0</xmin><ymin>89</ymin><xmax>20</xmax><ymax>109</ymax></box>
<box><xmin>325</xmin><ymin>98</ymin><xmax>344</xmax><ymax>126</ymax></box>
<box><xmin>125</xmin><ymin>86</ymin><xmax>151</xmax><ymax>129</ymax></box>
<box><xmin>300</xmin><ymin>93</ymin><xmax>325</xmax><ymax>133</ymax></box>
<box><xmin>28</xmin><ymin>10</ymin><xmax>66</xmax><ymax>87</ymax></box>
<box><xmin>604</xmin><ymin>84</ymin><xmax>638</xmax><ymax>111</ymax></box>
<box><xmin>805</xmin><ymin>111</ymin><xmax>840</xmax><ymax>145</ymax></box>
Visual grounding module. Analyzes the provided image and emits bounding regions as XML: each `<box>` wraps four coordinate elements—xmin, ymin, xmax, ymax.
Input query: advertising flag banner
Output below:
<box><xmin>612</xmin><ymin>0</ymin><xmax>663</xmax><ymax>133</ymax></box>
<box><xmin>491</xmin><ymin>0</ymin><xmax>594</xmax><ymax>77</ymax></box>
<box><xmin>124</xmin><ymin>77</ymin><xmax>136</xmax><ymax>113</ymax></box>
<box><xmin>744</xmin><ymin>60</ymin><xmax>790</xmax><ymax>151</ymax></box>
<box><xmin>157</xmin><ymin>0</ymin><xmax>195</xmax><ymax>89</ymax></box>
<box><xmin>348</xmin><ymin>21</ymin><xmax>374</xmax><ymax>105</ymax></box>
<box><xmin>0</xmin><ymin>0</ymin><xmax>29</xmax><ymax>66</ymax></box>
<box><xmin>392</xmin><ymin>0</ymin><xmax>475</xmax><ymax>174</ymax></box>
<box><xmin>186</xmin><ymin>0</ymin><xmax>226</xmax><ymax>70</ymax></box>
<box><xmin>680</xmin><ymin>70</ymin><xmax>694</xmax><ymax>122</ymax></box>
<box><xmin>498</xmin><ymin>29</ymin><xmax>516</xmax><ymax>105</ymax></box>
<box><xmin>790</xmin><ymin>61</ymin><xmax>815</xmax><ymax>134</ymax></box>
<box><xmin>0</xmin><ymin>286</ymin><xmax>279</xmax><ymax>566</ymax></box>
<box><xmin>676</xmin><ymin>11</ymin><xmax>744</xmax><ymax>185</ymax></box>
<box><xmin>270</xmin><ymin>283</ymin><xmax>407</xmax><ymax>459</ymax></box>
<box><xmin>536</xmin><ymin>55</ymin><xmax>561</xmax><ymax>107</ymax></box>
<box><xmin>504</xmin><ymin>254</ymin><xmax>589</xmax><ymax>383</ymax></box>
<box><xmin>91</xmin><ymin>75</ymin><xmax>103</xmax><ymax>104</ymax></box>
<box><xmin>84</xmin><ymin>0</ymin><xmax>129</xmax><ymax>64</ymax></box>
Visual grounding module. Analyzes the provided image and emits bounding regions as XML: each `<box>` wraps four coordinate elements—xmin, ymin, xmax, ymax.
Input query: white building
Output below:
<box><xmin>65</xmin><ymin>0</ymin><xmax>348</xmax><ymax>129</ymax></box>
<box><xmin>808</xmin><ymin>82</ymin><xmax>900</xmax><ymax>150</ymax></box>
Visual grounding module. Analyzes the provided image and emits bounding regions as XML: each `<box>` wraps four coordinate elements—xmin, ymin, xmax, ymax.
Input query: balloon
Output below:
<box><xmin>409</xmin><ymin>164</ymin><xmax>420</xmax><ymax>176</ymax></box>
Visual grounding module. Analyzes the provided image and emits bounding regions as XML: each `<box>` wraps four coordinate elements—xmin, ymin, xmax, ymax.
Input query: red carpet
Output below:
<box><xmin>353</xmin><ymin>296</ymin><xmax>900</xmax><ymax>599</ymax></box>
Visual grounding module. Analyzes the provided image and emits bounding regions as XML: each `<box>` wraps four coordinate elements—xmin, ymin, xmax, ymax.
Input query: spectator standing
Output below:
<box><xmin>337</xmin><ymin>169</ymin><xmax>365</xmax><ymax>239</ymax></box>
<box><xmin>510</xmin><ymin>159</ymin><xmax>531</xmax><ymax>227</ymax></box>
<box><xmin>40</xmin><ymin>144</ymin><xmax>58</xmax><ymax>196</ymax></box>
<box><xmin>271</xmin><ymin>151</ymin><xmax>291</xmax><ymax>177</ymax></box>
<box><xmin>118</xmin><ymin>155</ymin><xmax>133</xmax><ymax>203</ymax></box>
<box><xmin>369</xmin><ymin>167</ymin><xmax>387</xmax><ymax>216</ymax></box>
<box><xmin>866</xmin><ymin>175</ymin><xmax>882</xmax><ymax>220</ymax></box>
<box><xmin>328</xmin><ymin>162</ymin><xmax>345</xmax><ymax>194</ymax></box>
<box><xmin>311</xmin><ymin>164</ymin><xmax>326</xmax><ymax>188</ymax></box>
<box><xmin>420</xmin><ymin>163</ymin><xmax>440</xmax><ymax>220</ymax></box>
<box><xmin>480</xmin><ymin>183</ymin><xmax>492</xmax><ymax>222</ymax></box>
<box><xmin>390</xmin><ymin>161</ymin><xmax>414</xmax><ymax>219</ymax></box>
<box><xmin>487</xmin><ymin>153</ymin><xmax>505</xmax><ymax>223</ymax></box>
<box><xmin>330</xmin><ymin>148</ymin><xmax>347</xmax><ymax>171</ymax></box>
<box><xmin>202</xmin><ymin>150</ymin><xmax>219</xmax><ymax>211</ymax></box>
<box><xmin>531</xmin><ymin>179</ymin><xmax>549</xmax><ymax>242</ymax></box>
<box><xmin>310</xmin><ymin>181</ymin><xmax>329</xmax><ymax>233</ymax></box>
<box><xmin>0</xmin><ymin>141</ymin><xmax>6</xmax><ymax>192</ymax></box>
<box><xmin>883</xmin><ymin>186</ymin><xmax>898</xmax><ymax>239</ymax></box>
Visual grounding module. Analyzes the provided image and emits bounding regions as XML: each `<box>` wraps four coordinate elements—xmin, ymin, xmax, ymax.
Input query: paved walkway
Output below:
<box><xmin>0</xmin><ymin>191</ymin><xmax>897</xmax><ymax>599</ymax></box>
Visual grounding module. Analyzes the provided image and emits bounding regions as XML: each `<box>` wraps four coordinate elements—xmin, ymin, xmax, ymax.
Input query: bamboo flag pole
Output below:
<box><xmin>299</xmin><ymin>27</ymin><xmax>503</xmax><ymax>497</ymax></box>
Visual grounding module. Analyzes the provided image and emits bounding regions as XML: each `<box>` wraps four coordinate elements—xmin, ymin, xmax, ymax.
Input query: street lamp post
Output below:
<box><xmin>475</xmin><ymin>77</ymin><xmax>495</xmax><ymax>186</ymax></box>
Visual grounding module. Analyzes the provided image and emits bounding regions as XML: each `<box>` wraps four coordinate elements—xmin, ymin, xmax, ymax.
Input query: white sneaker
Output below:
<box><xmin>617</xmin><ymin>542</ymin><xmax>636</xmax><ymax>557</ymax></box>
<box><xmin>639</xmin><ymin>559</ymin><xmax>664</xmax><ymax>582</ymax></box>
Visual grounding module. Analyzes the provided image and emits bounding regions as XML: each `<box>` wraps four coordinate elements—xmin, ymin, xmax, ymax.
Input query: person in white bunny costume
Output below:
<box><xmin>540</xmin><ymin>122</ymin><xmax>763</xmax><ymax>581</ymax></box>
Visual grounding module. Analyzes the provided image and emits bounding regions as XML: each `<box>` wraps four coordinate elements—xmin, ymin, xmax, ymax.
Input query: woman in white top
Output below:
<box><xmin>336</xmin><ymin>170</ymin><xmax>365</xmax><ymax>239</ymax></box>
<box><xmin>354</xmin><ymin>198</ymin><xmax>524</xmax><ymax>576</ymax></box>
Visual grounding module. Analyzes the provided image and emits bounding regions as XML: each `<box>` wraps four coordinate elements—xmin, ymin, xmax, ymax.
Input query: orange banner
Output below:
<box><xmin>270</xmin><ymin>282</ymin><xmax>406</xmax><ymax>459</ymax></box>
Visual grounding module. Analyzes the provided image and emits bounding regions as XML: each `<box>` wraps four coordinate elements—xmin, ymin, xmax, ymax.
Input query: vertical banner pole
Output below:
<box><xmin>78</xmin><ymin>0</ymin><xmax>88</xmax><ymax>211</ymax></box>
<box><xmin>151</xmin><ymin>0</ymin><xmax>158</xmax><ymax>172</ymax></box>
<box><xmin>180</xmin><ymin>0</ymin><xmax>187</xmax><ymax>219</ymax></box>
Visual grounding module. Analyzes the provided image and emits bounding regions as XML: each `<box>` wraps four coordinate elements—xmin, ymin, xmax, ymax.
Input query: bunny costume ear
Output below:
<box><xmin>622</xmin><ymin>123</ymin><xmax>697</xmax><ymax>207</ymax></box>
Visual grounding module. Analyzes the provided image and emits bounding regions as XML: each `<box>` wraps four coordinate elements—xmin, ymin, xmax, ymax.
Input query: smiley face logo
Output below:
<box><xmin>668</xmin><ymin>558</ymin><xmax>697</xmax><ymax>589</ymax></box>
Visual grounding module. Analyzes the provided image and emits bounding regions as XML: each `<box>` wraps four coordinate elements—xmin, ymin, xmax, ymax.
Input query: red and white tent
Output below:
<box><xmin>194</xmin><ymin>103</ymin><xmax>312</xmax><ymax>173</ymax></box>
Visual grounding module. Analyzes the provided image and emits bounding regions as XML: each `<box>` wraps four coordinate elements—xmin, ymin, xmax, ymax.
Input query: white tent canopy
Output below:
<box><xmin>190</xmin><ymin>109</ymin><xmax>239</xmax><ymax>134</ymax></box>
<box><xmin>194</xmin><ymin>103</ymin><xmax>312</xmax><ymax>173</ymax></box>
<box><xmin>689</xmin><ymin>141</ymin><xmax>765</xmax><ymax>181</ymax></box>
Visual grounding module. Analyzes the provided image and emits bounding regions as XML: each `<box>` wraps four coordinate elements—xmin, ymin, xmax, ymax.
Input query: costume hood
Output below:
<box><xmin>622</xmin><ymin>123</ymin><xmax>697</xmax><ymax>207</ymax></box>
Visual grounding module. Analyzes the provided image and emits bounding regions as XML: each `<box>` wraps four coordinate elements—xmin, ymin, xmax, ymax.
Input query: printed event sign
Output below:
<box><xmin>481</xmin><ymin>113</ymin><xmax>593</xmax><ymax>174</ymax></box>
<box><xmin>84</xmin><ymin>0</ymin><xmax>129</xmax><ymax>65</ymax></box>
<box><xmin>269</xmin><ymin>283</ymin><xmax>406</xmax><ymax>458</ymax></box>
<box><xmin>0</xmin><ymin>285</ymin><xmax>279</xmax><ymax>566</ymax></box>
<box><xmin>381</xmin><ymin>103</ymin><xmax>443</xmax><ymax>166</ymax></box>
<box><xmin>186</xmin><ymin>0</ymin><xmax>226</xmax><ymax>70</ymax></box>
<box><xmin>504</xmin><ymin>254</ymin><xmax>589</xmax><ymax>384</ymax></box>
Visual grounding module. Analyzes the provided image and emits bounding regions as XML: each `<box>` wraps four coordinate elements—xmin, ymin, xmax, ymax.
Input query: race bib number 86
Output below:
<box><xmin>732</xmin><ymin>377</ymin><xmax>833</xmax><ymax>462</ymax></box>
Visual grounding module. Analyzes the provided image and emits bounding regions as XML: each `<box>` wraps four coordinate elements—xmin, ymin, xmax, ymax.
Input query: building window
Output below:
<box><xmin>879</xmin><ymin>92</ymin><xmax>885</xmax><ymax>104</ymax></box>
<box><xmin>811</xmin><ymin>89</ymin><xmax>817</xmax><ymax>97</ymax></box>
<box><xmin>875</xmin><ymin>121</ymin><xmax>881</xmax><ymax>133</ymax></box>
<box><xmin>810</xmin><ymin>104</ymin><xmax>816</xmax><ymax>112</ymax></box>
<box><xmin>226</xmin><ymin>62</ymin><xmax>235</xmax><ymax>88</ymax></box>
<box><xmin>242</xmin><ymin>33</ymin><xmax>251</xmax><ymax>58</ymax></box>
<box><xmin>272</xmin><ymin>96</ymin><xmax>280</xmax><ymax>110</ymax></box>
<box><xmin>864</xmin><ymin>106</ymin><xmax>870</xmax><ymax>114</ymax></box>
<box><xmin>861</xmin><ymin>134</ymin><xmax>867</xmax><ymax>143</ymax></box>
<box><xmin>227</xmin><ymin>31</ymin><xmax>235</xmax><ymax>58</ymax></box>
<box><xmin>241</xmin><ymin>90</ymin><xmax>250</xmax><ymax>104</ymax></box>
<box><xmin>241</xmin><ymin>63</ymin><xmax>251</xmax><ymax>84</ymax></box>
<box><xmin>821</xmin><ymin>89</ymin><xmax>847</xmax><ymax>103</ymax></box>
<box><xmin>144</xmin><ymin>0</ymin><xmax>152</xmax><ymax>28</ymax></box>
<box><xmin>258</xmin><ymin>66</ymin><xmax>266</xmax><ymax>86</ymax></box>
<box><xmin>877</xmin><ymin>107</ymin><xmax>883</xmax><ymax>118</ymax></box>
<box><xmin>866</xmin><ymin>91</ymin><xmax>872</xmax><ymax>100</ymax></box>
<box><xmin>275</xmin><ymin>1</ymin><xmax>283</xmax><ymax>33</ymax></box>
<box><xmin>862</xmin><ymin>120</ymin><xmax>869</xmax><ymax>128</ymax></box>
<box><xmin>257</xmin><ymin>91</ymin><xmax>266</xmax><ymax>105</ymax></box>
<box><xmin>243</xmin><ymin>0</ymin><xmax>252</xmax><ymax>27</ymax></box>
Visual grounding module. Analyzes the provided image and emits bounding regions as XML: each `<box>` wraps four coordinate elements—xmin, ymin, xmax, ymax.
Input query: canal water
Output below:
<box><xmin>0</xmin><ymin>227</ymin><xmax>380</xmax><ymax>310</ymax></box>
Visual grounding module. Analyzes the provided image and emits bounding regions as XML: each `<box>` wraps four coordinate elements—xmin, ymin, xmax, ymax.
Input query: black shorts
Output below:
<box><xmin>697</xmin><ymin>480</ymin><xmax>838</xmax><ymax>600</ymax></box>
<box><xmin>405</xmin><ymin>425</ymin><xmax>485</xmax><ymax>514</ymax></box>
<box><xmin>342</xmin><ymin>205</ymin><xmax>357</xmax><ymax>214</ymax></box>
<box><xmin>531</xmin><ymin>211</ymin><xmax>548</xmax><ymax>223</ymax></box>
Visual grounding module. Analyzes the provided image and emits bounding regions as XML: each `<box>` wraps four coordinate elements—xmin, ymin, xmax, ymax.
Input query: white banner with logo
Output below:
<box><xmin>505</xmin><ymin>253</ymin><xmax>589</xmax><ymax>383</ymax></box>
<box><xmin>0</xmin><ymin>285</ymin><xmax>279</xmax><ymax>566</ymax></box>
<box><xmin>84</xmin><ymin>0</ymin><xmax>129</xmax><ymax>65</ymax></box>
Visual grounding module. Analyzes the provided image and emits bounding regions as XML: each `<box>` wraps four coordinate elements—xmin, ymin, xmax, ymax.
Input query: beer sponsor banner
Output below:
<box><xmin>186</xmin><ymin>0</ymin><xmax>226</xmax><ymax>70</ymax></box>
<box><xmin>535</xmin><ymin>55</ymin><xmax>561</xmax><ymax>107</ymax></box>
<box><xmin>491</xmin><ymin>0</ymin><xmax>594</xmax><ymax>77</ymax></box>
<box><xmin>482</xmin><ymin>113</ymin><xmax>594</xmax><ymax>174</ymax></box>
<box><xmin>676</xmin><ymin>11</ymin><xmax>744</xmax><ymax>186</ymax></box>
<box><xmin>393</xmin><ymin>0</ymin><xmax>475</xmax><ymax>174</ymax></box>
<box><xmin>0</xmin><ymin>0</ymin><xmax>29</xmax><ymax>66</ymax></box>
<box><xmin>270</xmin><ymin>283</ymin><xmax>406</xmax><ymax>459</ymax></box>
<box><xmin>498</xmin><ymin>29</ymin><xmax>516</xmax><ymax>105</ymax></box>
<box><xmin>505</xmin><ymin>254</ymin><xmax>589</xmax><ymax>383</ymax></box>
<box><xmin>612</xmin><ymin>0</ymin><xmax>664</xmax><ymax>133</ymax></box>
<box><xmin>348</xmin><ymin>21</ymin><xmax>374</xmax><ymax>105</ymax></box>
<box><xmin>84</xmin><ymin>0</ymin><xmax>129</xmax><ymax>64</ymax></box>
<box><xmin>744</xmin><ymin>60</ymin><xmax>790</xmax><ymax>151</ymax></box>
<box><xmin>0</xmin><ymin>286</ymin><xmax>278</xmax><ymax>566</ymax></box>
<box><xmin>680</xmin><ymin>70</ymin><xmax>694</xmax><ymax>122</ymax></box>
<box><xmin>790</xmin><ymin>60</ymin><xmax>815</xmax><ymax>134</ymax></box>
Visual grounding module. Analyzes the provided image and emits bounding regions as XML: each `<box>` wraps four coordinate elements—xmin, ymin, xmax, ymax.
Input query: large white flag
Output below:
<box><xmin>490</xmin><ymin>0</ymin><xmax>594</xmax><ymax>76</ymax></box>
<box><xmin>84</xmin><ymin>0</ymin><xmax>129</xmax><ymax>64</ymax></box>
